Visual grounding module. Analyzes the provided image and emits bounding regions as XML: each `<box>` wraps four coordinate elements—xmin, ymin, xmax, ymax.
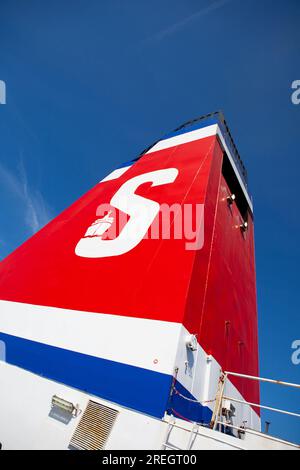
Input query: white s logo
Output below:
<box><xmin>75</xmin><ymin>168</ymin><xmax>179</xmax><ymax>258</ymax></box>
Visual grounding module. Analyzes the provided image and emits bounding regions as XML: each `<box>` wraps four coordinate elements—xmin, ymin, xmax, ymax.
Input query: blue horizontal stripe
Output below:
<box><xmin>157</xmin><ymin>116</ymin><xmax>248</xmax><ymax>191</ymax></box>
<box><xmin>0</xmin><ymin>332</ymin><xmax>172</xmax><ymax>418</ymax></box>
<box><xmin>116</xmin><ymin>158</ymin><xmax>138</xmax><ymax>168</ymax></box>
<box><xmin>167</xmin><ymin>381</ymin><xmax>212</xmax><ymax>424</ymax></box>
<box><xmin>0</xmin><ymin>332</ymin><xmax>213</xmax><ymax>423</ymax></box>
<box><xmin>163</xmin><ymin>117</ymin><xmax>219</xmax><ymax>139</ymax></box>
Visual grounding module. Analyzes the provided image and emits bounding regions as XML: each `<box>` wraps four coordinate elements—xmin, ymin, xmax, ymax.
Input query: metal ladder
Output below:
<box><xmin>162</xmin><ymin>417</ymin><xmax>199</xmax><ymax>450</ymax></box>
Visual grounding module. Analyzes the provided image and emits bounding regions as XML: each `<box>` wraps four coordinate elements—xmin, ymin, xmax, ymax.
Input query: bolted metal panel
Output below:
<box><xmin>69</xmin><ymin>400</ymin><xmax>118</xmax><ymax>450</ymax></box>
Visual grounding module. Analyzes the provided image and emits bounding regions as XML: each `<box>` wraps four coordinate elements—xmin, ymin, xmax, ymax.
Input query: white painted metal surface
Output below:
<box><xmin>0</xmin><ymin>299</ymin><xmax>260</xmax><ymax>432</ymax></box>
<box><xmin>0</xmin><ymin>360</ymin><xmax>296</xmax><ymax>450</ymax></box>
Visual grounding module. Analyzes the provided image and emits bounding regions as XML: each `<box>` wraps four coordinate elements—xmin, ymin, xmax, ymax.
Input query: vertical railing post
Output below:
<box><xmin>210</xmin><ymin>371</ymin><xmax>227</xmax><ymax>430</ymax></box>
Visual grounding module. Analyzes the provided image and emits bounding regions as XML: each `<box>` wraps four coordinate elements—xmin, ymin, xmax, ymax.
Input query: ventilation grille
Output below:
<box><xmin>69</xmin><ymin>400</ymin><xmax>118</xmax><ymax>450</ymax></box>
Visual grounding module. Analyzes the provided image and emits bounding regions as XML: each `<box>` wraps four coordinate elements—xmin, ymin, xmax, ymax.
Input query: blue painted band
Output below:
<box><xmin>0</xmin><ymin>332</ymin><xmax>171</xmax><ymax>418</ymax></box>
<box><xmin>167</xmin><ymin>381</ymin><xmax>212</xmax><ymax>424</ymax></box>
<box><xmin>0</xmin><ymin>332</ymin><xmax>212</xmax><ymax>423</ymax></box>
<box><xmin>164</xmin><ymin>116</ymin><xmax>219</xmax><ymax>139</ymax></box>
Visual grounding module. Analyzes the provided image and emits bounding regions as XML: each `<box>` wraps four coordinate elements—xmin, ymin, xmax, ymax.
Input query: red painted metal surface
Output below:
<box><xmin>0</xmin><ymin>136</ymin><xmax>215</xmax><ymax>322</ymax></box>
<box><xmin>184</xmin><ymin>138</ymin><xmax>259</xmax><ymax>407</ymax></box>
<box><xmin>0</xmin><ymin>130</ymin><xmax>259</xmax><ymax>407</ymax></box>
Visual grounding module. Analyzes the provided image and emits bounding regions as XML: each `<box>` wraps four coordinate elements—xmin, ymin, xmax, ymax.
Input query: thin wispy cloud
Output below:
<box><xmin>18</xmin><ymin>158</ymin><xmax>52</xmax><ymax>233</ymax></box>
<box><xmin>0</xmin><ymin>158</ymin><xmax>53</xmax><ymax>235</ymax></box>
<box><xmin>144</xmin><ymin>0</ymin><xmax>232</xmax><ymax>45</ymax></box>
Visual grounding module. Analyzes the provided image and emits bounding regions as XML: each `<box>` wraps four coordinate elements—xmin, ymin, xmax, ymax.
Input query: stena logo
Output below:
<box><xmin>75</xmin><ymin>168</ymin><xmax>179</xmax><ymax>258</ymax></box>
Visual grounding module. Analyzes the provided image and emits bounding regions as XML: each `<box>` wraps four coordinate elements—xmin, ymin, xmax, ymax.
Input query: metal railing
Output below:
<box><xmin>210</xmin><ymin>370</ymin><xmax>300</xmax><ymax>438</ymax></box>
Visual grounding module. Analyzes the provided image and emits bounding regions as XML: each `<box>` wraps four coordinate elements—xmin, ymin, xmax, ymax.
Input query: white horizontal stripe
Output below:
<box><xmin>0</xmin><ymin>300</ymin><xmax>260</xmax><ymax>429</ymax></box>
<box><xmin>0</xmin><ymin>300</ymin><xmax>181</xmax><ymax>375</ymax></box>
<box><xmin>146</xmin><ymin>124</ymin><xmax>218</xmax><ymax>154</ymax></box>
<box><xmin>145</xmin><ymin>123</ymin><xmax>253</xmax><ymax>213</ymax></box>
<box><xmin>100</xmin><ymin>165</ymin><xmax>132</xmax><ymax>183</ymax></box>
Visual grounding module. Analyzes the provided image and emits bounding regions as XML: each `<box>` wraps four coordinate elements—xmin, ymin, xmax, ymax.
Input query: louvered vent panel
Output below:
<box><xmin>69</xmin><ymin>400</ymin><xmax>118</xmax><ymax>450</ymax></box>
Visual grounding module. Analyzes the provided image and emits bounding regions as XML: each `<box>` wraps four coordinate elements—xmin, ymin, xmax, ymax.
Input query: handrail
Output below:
<box><xmin>223</xmin><ymin>395</ymin><xmax>300</xmax><ymax>419</ymax></box>
<box><xmin>163</xmin><ymin>416</ymin><xmax>247</xmax><ymax>450</ymax></box>
<box><xmin>225</xmin><ymin>371</ymin><xmax>300</xmax><ymax>389</ymax></box>
<box><xmin>210</xmin><ymin>370</ymin><xmax>300</xmax><ymax>436</ymax></box>
<box><xmin>215</xmin><ymin>421</ymin><xmax>300</xmax><ymax>449</ymax></box>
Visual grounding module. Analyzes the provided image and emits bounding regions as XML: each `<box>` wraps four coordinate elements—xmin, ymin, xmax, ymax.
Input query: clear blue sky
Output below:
<box><xmin>0</xmin><ymin>0</ymin><xmax>299</xmax><ymax>443</ymax></box>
